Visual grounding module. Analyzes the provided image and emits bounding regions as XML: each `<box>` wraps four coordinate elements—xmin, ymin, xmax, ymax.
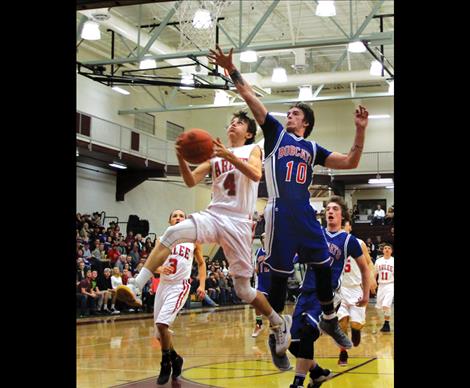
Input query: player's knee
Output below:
<box><xmin>160</xmin><ymin>219</ymin><xmax>196</xmax><ymax>248</ymax></box>
<box><xmin>156</xmin><ymin>323</ymin><xmax>168</xmax><ymax>332</ymax></box>
<box><xmin>298</xmin><ymin>324</ymin><xmax>319</xmax><ymax>360</ymax></box>
<box><xmin>288</xmin><ymin>341</ymin><xmax>300</xmax><ymax>357</ymax></box>
<box><xmin>233</xmin><ymin>278</ymin><xmax>257</xmax><ymax>303</ymax></box>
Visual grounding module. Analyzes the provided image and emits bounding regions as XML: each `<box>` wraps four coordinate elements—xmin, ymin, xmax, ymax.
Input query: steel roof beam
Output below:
<box><xmin>118</xmin><ymin>92</ymin><xmax>392</xmax><ymax>114</ymax></box>
<box><xmin>313</xmin><ymin>0</ymin><xmax>386</xmax><ymax>98</ymax></box>
<box><xmin>139</xmin><ymin>2</ymin><xmax>179</xmax><ymax>58</ymax></box>
<box><xmin>80</xmin><ymin>31</ymin><xmax>392</xmax><ymax>66</ymax></box>
<box><xmin>241</xmin><ymin>0</ymin><xmax>280</xmax><ymax>49</ymax></box>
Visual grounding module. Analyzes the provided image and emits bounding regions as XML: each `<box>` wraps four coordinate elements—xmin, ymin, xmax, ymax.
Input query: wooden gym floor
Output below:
<box><xmin>77</xmin><ymin>302</ymin><xmax>393</xmax><ymax>387</ymax></box>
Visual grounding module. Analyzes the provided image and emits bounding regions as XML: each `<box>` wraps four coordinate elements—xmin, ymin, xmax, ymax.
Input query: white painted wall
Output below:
<box><xmin>351</xmin><ymin>188</ymin><xmax>394</xmax><ymax>210</ymax></box>
<box><xmin>77</xmin><ymin>164</ymin><xmax>198</xmax><ymax>236</ymax></box>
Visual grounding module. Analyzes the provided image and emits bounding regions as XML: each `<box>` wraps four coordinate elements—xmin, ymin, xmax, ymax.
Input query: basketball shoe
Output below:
<box><xmin>271</xmin><ymin>315</ymin><xmax>292</xmax><ymax>355</ymax></box>
<box><xmin>380</xmin><ymin>321</ymin><xmax>391</xmax><ymax>332</ymax></box>
<box><xmin>267</xmin><ymin>333</ymin><xmax>292</xmax><ymax>371</ymax></box>
<box><xmin>307</xmin><ymin>364</ymin><xmax>333</xmax><ymax>388</ymax></box>
<box><xmin>157</xmin><ymin>360</ymin><xmax>172</xmax><ymax>385</ymax></box>
<box><xmin>319</xmin><ymin>315</ymin><xmax>352</xmax><ymax>349</ymax></box>
<box><xmin>252</xmin><ymin>324</ymin><xmax>263</xmax><ymax>338</ymax></box>
<box><xmin>171</xmin><ymin>355</ymin><xmax>184</xmax><ymax>380</ymax></box>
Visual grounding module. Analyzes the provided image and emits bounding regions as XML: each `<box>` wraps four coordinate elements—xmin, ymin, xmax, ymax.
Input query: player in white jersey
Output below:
<box><xmin>134</xmin><ymin>111</ymin><xmax>292</xmax><ymax>371</ymax></box>
<box><xmin>153</xmin><ymin>209</ymin><xmax>206</xmax><ymax>385</ymax></box>
<box><xmin>336</xmin><ymin>220</ymin><xmax>377</xmax><ymax>366</ymax></box>
<box><xmin>374</xmin><ymin>243</ymin><xmax>394</xmax><ymax>332</ymax></box>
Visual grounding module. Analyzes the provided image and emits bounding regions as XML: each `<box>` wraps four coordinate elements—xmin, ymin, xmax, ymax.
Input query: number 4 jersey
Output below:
<box><xmin>208</xmin><ymin>143</ymin><xmax>261</xmax><ymax>216</ymax></box>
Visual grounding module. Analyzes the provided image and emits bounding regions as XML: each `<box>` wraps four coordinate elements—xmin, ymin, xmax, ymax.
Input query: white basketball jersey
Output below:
<box><xmin>208</xmin><ymin>144</ymin><xmax>260</xmax><ymax>216</ymax></box>
<box><xmin>160</xmin><ymin>241</ymin><xmax>194</xmax><ymax>283</ymax></box>
<box><xmin>342</xmin><ymin>238</ymin><xmax>364</xmax><ymax>287</ymax></box>
<box><xmin>375</xmin><ymin>256</ymin><xmax>394</xmax><ymax>284</ymax></box>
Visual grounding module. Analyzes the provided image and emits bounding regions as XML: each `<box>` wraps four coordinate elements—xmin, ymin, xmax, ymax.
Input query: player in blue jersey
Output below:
<box><xmin>288</xmin><ymin>196</ymin><xmax>371</xmax><ymax>388</ymax></box>
<box><xmin>252</xmin><ymin>233</ymin><xmax>271</xmax><ymax>337</ymax></box>
<box><xmin>208</xmin><ymin>46</ymin><xmax>369</xmax><ymax>354</ymax></box>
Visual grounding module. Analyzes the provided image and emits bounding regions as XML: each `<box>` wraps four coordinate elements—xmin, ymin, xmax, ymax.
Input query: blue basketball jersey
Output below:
<box><xmin>261</xmin><ymin>113</ymin><xmax>332</xmax><ymax>202</ymax></box>
<box><xmin>300</xmin><ymin>228</ymin><xmax>363</xmax><ymax>292</ymax></box>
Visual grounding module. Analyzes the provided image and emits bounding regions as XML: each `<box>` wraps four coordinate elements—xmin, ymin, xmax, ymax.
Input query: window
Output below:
<box><xmin>134</xmin><ymin>113</ymin><xmax>155</xmax><ymax>135</ymax></box>
<box><xmin>166</xmin><ymin>121</ymin><xmax>184</xmax><ymax>141</ymax></box>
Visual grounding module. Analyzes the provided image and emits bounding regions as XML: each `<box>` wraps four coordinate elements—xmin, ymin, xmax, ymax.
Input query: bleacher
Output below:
<box><xmin>351</xmin><ymin>223</ymin><xmax>393</xmax><ymax>243</ymax></box>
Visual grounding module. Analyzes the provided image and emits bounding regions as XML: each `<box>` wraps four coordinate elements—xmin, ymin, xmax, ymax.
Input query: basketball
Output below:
<box><xmin>176</xmin><ymin>128</ymin><xmax>214</xmax><ymax>164</ymax></box>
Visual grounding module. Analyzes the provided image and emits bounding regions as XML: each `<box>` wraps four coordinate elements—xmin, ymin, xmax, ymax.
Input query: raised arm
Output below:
<box><xmin>324</xmin><ymin>105</ymin><xmax>369</xmax><ymax>169</ymax></box>
<box><xmin>213</xmin><ymin>138</ymin><xmax>262</xmax><ymax>182</ymax></box>
<box><xmin>194</xmin><ymin>243</ymin><xmax>207</xmax><ymax>300</ymax></box>
<box><xmin>175</xmin><ymin>142</ymin><xmax>211</xmax><ymax>188</ymax></box>
<box><xmin>208</xmin><ymin>45</ymin><xmax>268</xmax><ymax>126</ymax></box>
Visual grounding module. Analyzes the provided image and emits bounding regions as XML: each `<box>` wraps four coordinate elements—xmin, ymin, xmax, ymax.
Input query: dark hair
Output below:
<box><xmin>289</xmin><ymin>102</ymin><xmax>315</xmax><ymax>138</ymax></box>
<box><xmin>233</xmin><ymin>111</ymin><xmax>257</xmax><ymax>145</ymax></box>
<box><xmin>383</xmin><ymin>243</ymin><xmax>393</xmax><ymax>250</ymax></box>
<box><xmin>327</xmin><ymin>195</ymin><xmax>350</xmax><ymax>226</ymax></box>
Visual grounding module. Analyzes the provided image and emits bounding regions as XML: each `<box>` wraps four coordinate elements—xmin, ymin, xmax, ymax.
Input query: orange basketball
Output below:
<box><xmin>176</xmin><ymin>128</ymin><xmax>214</xmax><ymax>164</ymax></box>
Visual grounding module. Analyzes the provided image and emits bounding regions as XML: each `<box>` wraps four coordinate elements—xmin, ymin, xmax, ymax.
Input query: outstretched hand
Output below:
<box><xmin>355</xmin><ymin>105</ymin><xmax>369</xmax><ymax>131</ymax></box>
<box><xmin>207</xmin><ymin>45</ymin><xmax>234</xmax><ymax>71</ymax></box>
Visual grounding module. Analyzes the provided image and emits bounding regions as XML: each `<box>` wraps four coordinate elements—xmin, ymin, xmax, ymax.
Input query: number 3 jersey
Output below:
<box><xmin>160</xmin><ymin>241</ymin><xmax>195</xmax><ymax>283</ymax></box>
<box><xmin>208</xmin><ymin>144</ymin><xmax>261</xmax><ymax>216</ymax></box>
<box><xmin>375</xmin><ymin>256</ymin><xmax>394</xmax><ymax>284</ymax></box>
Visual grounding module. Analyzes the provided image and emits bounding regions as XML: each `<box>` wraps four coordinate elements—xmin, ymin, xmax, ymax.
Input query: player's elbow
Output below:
<box><xmin>251</xmin><ymin>172</ymin><xmax>262</xmax><ymax>182</ymax></box>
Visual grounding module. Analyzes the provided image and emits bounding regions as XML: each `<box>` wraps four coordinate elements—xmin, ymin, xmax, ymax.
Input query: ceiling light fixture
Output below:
<box><xmin>240</xmin><ymin>50</ymin><xmax>258</xmax><ymax>63</ymax></box>
<box><xmin>112</xmin><ymin>86</ymin><xmax>130</xmax><ymax>95</ymax></box>
<box><xmin>368</xmin><ymin>178</ymin><xmax>393</xmax><ymax>185</ymax></box>
<box><xmin>214</xmin><ymin>90</ymin><xmax>230</xmax><ymax>106</ymax></box>
<box><xmin>109</xmin><ymin>161</ymin><xmax>127</xmax><ymax>169</ymax></box>
<box><xmin>315</xmin><ymin>1</ymin><xmax>336</xmax><ymax>17</ymax></box>
<box><xmin>139</xmin><ymin>55</ymin><xmax>157</xmax><ymax>70</ymax></box>
<box><xmin>180</xmin><ymin>74</ymin><xmax>194</xmax><ymax>90</ymax></box>
<box><xmin>368</xmin><ymin>114</ymin><xmax>390</xmax><ymax>119</ymax></box>
<box><xmin>298</xmin><ymin>85</ymin><xmax>313</xmax><ymax>100</ymax></box>
<box><xmin>271</xmin><ymin>67</ymin><xmax>287</xmax><ymax>83</ymax></box>
<box><xmin>369</xmin><ymin>60</ymin><xmax>383</xmax><ymax>76</ymax></box>
<box><xmin>347</xmin><ymin>41</ymin><xmax>366</xmax><ymax>53</ymax></box>
<box><xmin>192</xmin><ymin>8</ymin><xmax>212</xmax><ymax>29</ymax></box>
<box><xmin>76</xmin><ymin>149</ymin><xmax>79</xmax><ymax>157</ymax></box>
<box><xmin>81</xmin><ymin>20</ymin><xmax>101</xmax><ymax>40</ymax></box>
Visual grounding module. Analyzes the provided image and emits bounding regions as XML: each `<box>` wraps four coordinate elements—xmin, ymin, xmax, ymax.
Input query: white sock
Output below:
<box><xmin>267</xmin><ymin>310</ymin><xmax>283</xmax><ymax>327</ymax></box>
<box><xmin>135</xmin><ymin>267</ymin><xmax>153</xmax><ymax>290</ymax></box>
<box><xmin>323</xmin><ymin>312</ymin><xmax>336</xmax><ymax>320</ymax></box>
<box><xmin>111</xmin><ymin>304</ymin><xmax>115</xmax><ymax>309</ymax></box>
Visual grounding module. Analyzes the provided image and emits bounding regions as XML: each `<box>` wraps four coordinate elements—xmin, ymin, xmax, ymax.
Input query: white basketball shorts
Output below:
<box><xmin>154</xmin><ymin>279</ymin><xmax>190</xmax><ymax>327</ymax></box>
<box><xmin>337</xmin><ymin>285</ymin><xmax>366</xmax><ymax>324</ymax></box>
<box><xmin>376</xmin><ymin>282</ymin><xmax>394</xmax><ymax>309</ymax></box>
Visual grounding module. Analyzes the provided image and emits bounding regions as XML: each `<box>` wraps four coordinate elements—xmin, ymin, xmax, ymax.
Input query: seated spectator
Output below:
<box><xmin>107</xmin><ymin>243</ymin><xmax>121</xmax><ymax>266</ymax></box>
<box><xmin>82</xmin><ymin>243</ymin><xmax>92</xmax><ymax>259</ymax></box>
<box><xmin>129</xmin><ymin>242</ymin><xmax>140</xmax><ymax>268</ymax></box>
<box><xmin>205</xmin><ymin>273</ymin><xmax>219</xmax><ymax>303</ymax></box>
<box><xmin>385</xmin><ymin>207</ymin><xmax>394</xmax><ymax>225</ymax></box>
<box><xmin>95</xmin><ymin>268</ymin><xmax>118</xmax><ymax>314</ymax></box>
<box><xmin>352</xmin><ymin>204</ymin><xmax>360</xmax><ymax>221</ymax></box>
<box><xmin>77</xmin><ymin>261</ymin><xmax>87</xmax><ymax>284</ymax></box>
<box><xmin>90</xmin><ymin>270</ymin><xmax>105</xmax><ymax>313</ymax></box>
<box><xmin>134</xmin><ymin>233</ymin><xmax>144</xmax><ymax>252</ymax></box>
<box><xmin>78</xmin><ymin>269</ymin><xmax>99</xmax><ymax>317</ymax></box>
<box><xmin>372</xmin><ymin>204</ymin><xmax>385</xmax><ymax>225</ymax></box>
<box><xmin>79</xmin><ymin>222</ymin><xmax>91</xmax><ymax>242</ymax></box>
